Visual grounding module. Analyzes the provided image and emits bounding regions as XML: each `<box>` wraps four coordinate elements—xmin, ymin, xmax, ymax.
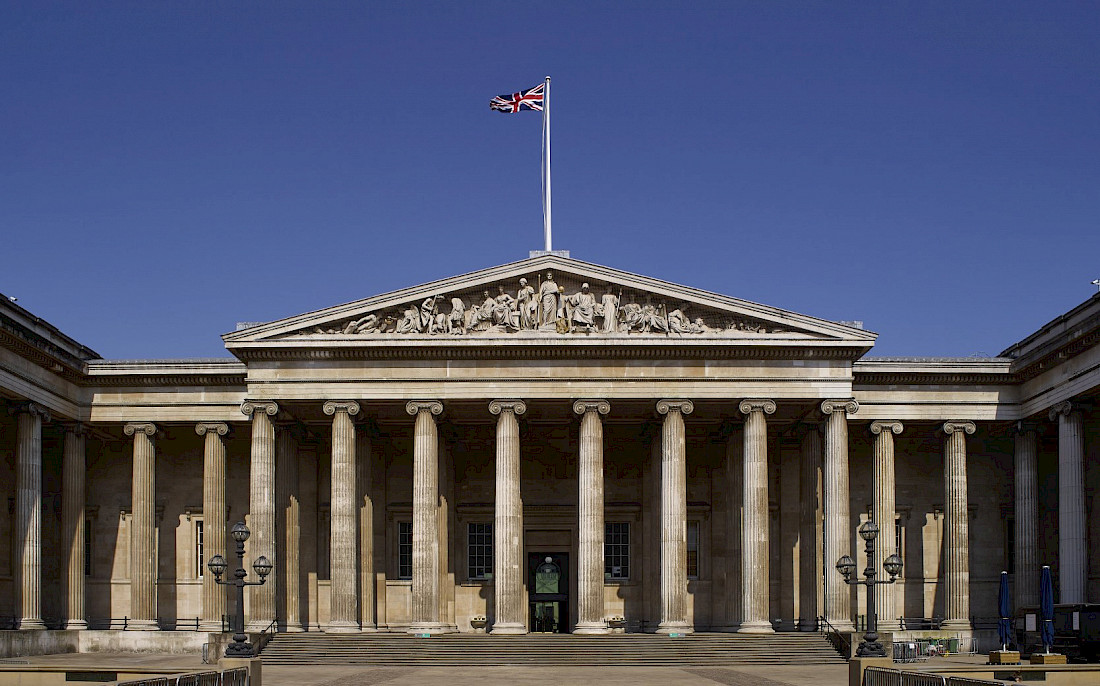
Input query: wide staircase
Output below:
<box><xmin>259</xmin><ymin>632</ymin><xmax>846</xmax><ymax>666</ymax></box>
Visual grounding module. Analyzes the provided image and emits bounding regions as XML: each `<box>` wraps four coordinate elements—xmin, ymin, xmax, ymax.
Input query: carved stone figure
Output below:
<box><xmin>493</xmin><ymin>285</ymin><xmax>519</xmax><ymax>330</ymax></box>
<box><xmin>566</xmin><ymin>283</ymin><xmax>597</xmax><ymax>332</ymax></box>
<box><xmin>539</xmin><ymin>271</ymin><xmax>559</xmax><ymax>327</ymax></box>
<box><xmin>668</xmin><ymin>306</ymin><xmax>696</xmax><ymax>335</ymax></box>
<box><xmin>599</xmin><ymin>289</ymin><xmax>619</xmax><ymax>333</ymax></box>
<box><xmin>349</xmin><ymin>313</ymin><xmax>381</xmax><ymax>334</ymax></box>
<box><xmin>396</xmin><ymin>303</ymin><xmax>421</xmax><ymax>334</ymax></box>
<box><xmin>421</xmin><ymin>296</ymin><xmax>443</xmax><ymax>333</ymax></box>
<box><xmin>469</xmin><ymin>290</ymin><xmax>496</xmax><ymax>330</ymax></box>
<box><xmin>692</xmin><ymin>317</ymin><xmax>711</xmax><ymax>333</ymax></box>
<box><xmin>516</xmin><ymin>278</ymin><xmax>537</xmax><ymax>329</ymax></box>
<box><xmin>447</xmin><ymin>297</ymin><xmax>466</xmax><ymax>335</ymax></box>
<box><xmin>640</xmin><ymin>301</ymin><xmax>668</xmax><ymax>333</ymax></box>
<box><xmin>620</xmin><ymin>302</ymin><xmax>644</xmax><ymax>332</ymax></box>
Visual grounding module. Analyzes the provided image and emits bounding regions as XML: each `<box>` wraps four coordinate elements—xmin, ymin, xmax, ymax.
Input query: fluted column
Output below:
<box><xmin>656</xmin><ymin>399</ymin><xmax>693</xmax><ymax>634</ymax></box>
<box><xmin>739</xmin><ymin>399</ymin><xmax>776</xmax><ymax>633</ymax></box>
<box><xmin>63</xmin><ymin>424</ymin><xmax>89</xmax><ymax>630</ymax></box>
<box><xmin>573</xmin><ymin>399</ymin><xmax>611</xmax><ymax>634</ymax></box>
<box><xmin>324</xmin><ymin>401</ymin><xmax>360</xmax><ymax>632</ymax></box>
<box><xmin>358</xmin><ymin>428</ymin><xmax>376</xmax><ymax>631</ymax></box>
<box><xmin>14</xmin><ymin>403</ymin><xmax>49</xmax><ymax>630</ymax></box>
<box><xmin>407</xmin><ymin>400</ymin><xmax>445</xmax><ymax>634</ymax></box>
<box><xmin>242</xmin><ymin>400</ymin><xmax>278</xmax><ymax>631</ymax></box>
<box><xmin>489</xmin><ymin>399</ymin><xmax>527</xmax><ymax>634</ymax></box>
<box><xmin>276</xmin><ymin>425</ymin><xmax>303</xmax><ymax>632</ymax></box>
<box><xmin>798</xmin><ymin>427</ymin><xmax>823</xmax><ymax>631</ymax></box>
<box><xmin>870</xmin><ymin>420</ymin><xmax>903</xmax><ymax>627</ymax></box>
<box><xmin>1013</xmin><ymin>423</ymin><xmax>1038</xmax><ymax>608</ymax></box>
<box><xmin>1049</xmin><ymin>402</ymin><xmax>1086</xmax><ymax>603</ymax></box>
<box><xmin>196</xmin><ymin>422</ymin><xmax>229</xmax><ymax>631</ymax></box>
<box><xmin>942</xmin><ymin>421</ymin><xmax>975</xmax><ymax>630</ymax></box>
<box><xmin>821</xmin><ymin>399</ymin><xmax>857</xmax><ymax>633</ymax></box>
<box><xmin>125</xmin><ymin>422</ymin><xmax>158</xmax><ymax>630</ymax></box>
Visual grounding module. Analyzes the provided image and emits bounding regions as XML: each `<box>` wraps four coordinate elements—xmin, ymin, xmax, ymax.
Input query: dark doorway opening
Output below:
<box><xmin>528</xmin><ymin>552</ymin><xmax>569</xmax><ymax>633</ymax></box>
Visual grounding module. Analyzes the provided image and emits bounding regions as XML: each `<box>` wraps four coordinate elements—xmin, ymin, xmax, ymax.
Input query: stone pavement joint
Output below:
<box><xmin>686</xmin><ymin>667</ymin><xmax>801</xmax><ymax>686</ymax></box>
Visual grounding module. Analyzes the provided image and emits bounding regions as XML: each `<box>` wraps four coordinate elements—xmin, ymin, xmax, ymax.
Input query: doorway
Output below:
<box><xmin>528</xmin><ymin>552</ymin><xmax>569</xmax><ymax>633</ymax></box>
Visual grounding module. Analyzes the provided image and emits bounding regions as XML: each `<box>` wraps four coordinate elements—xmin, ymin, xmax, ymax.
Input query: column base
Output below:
<box><xmin>940</xmin><ymin>619</ymin><xmax>971</xmax><ymax>631</ymax></box>
<box><xmin>489</xmin><ymin>622</ymin><xmax>528</xmax><ymax>635</ymax></box>
<box><xmin>325</xmin><ymin>620</ymin><xmax>361</xmax><ymax>633</ymax></box>
<box><xmin>737</xmin><ymin>620</ymin><xmax>774</xmax><ymax>634</ymax></box>
<box><xmin>283</xmin><ymin>623</ymin><xmax>305</xmax><ymax>633</ymax></box>
<box><xmin>797</xmin><ymin>618</ymin><xmax>818</xmax><ymax>632</ymax></box>
<box><xmin>408</xmin><ymin>622</ymin><xmax>448</xmax><ymax>635</ymax></box>
<box><xmin>18</xmin><ymin>618</ymin><xmax>46</xmax><ymax>630</ymax></box>
<box><xmin>573</xmin><ymin>622</ymin><xmax>610</xmax><ymax>635</ymax></box>
<box><xmin>360</xmin><ymin>625</ymin><xmax>380</xmax><ymax>633</ymax></box>
<box><xmin>656</xmin><ymin>621</ymin><xmax>694</xmax><ymax>635</ymax></box>
<box><xmin>127</xmin><ymin>619</ymin><xmax>160</xmax><ymax>631</ymax></box>
<box><xmin>827</xmin><ymin>619</ymin><xmax>856</xmax><ymax>633</ymax></box>
<box><xmin>63</xmin><ymin>620</ymin><xmax>89</xmax><ymax>630</ymax></box>
<box><xmin>199</xmin><ymin>621</ymin><xmax>224</xmax><ymax>632</ymax></box>
<box><xmin>711</xmin><ymin>624</ymin><xmax>741</xmax><ymax>633</ymax></box>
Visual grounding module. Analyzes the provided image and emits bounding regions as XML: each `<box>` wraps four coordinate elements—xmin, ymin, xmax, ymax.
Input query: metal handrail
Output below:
<box><xmin>818</xmin><ymin>615</ymin><xmax>852</xmax><ymax>655</ymax></box>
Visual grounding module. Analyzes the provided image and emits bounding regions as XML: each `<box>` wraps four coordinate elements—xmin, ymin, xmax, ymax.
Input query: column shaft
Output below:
<box><xmin>63</xmin><ymin>425</ymin><xmax>88</xmax><ymax>629</ymax></box>
<box><xmin>277</xmin><ymin>425</ymin><xmax>303</xmax><ymax>631</ymax></box>
<box><xmin>126</xmin><ymin>422</ymin><xmax>158</xmax><ymax>630</ymax></box>
<box><xmin>15</xmin><ymin>405</ymin><xmax>48</xmax><ymax>630</ymax></box>
<box><xmin>324</xmin><ymin>402</ymin><xmax>360</xmax><ymax>631</ymax></box>
<box><xmin>942</xmin><ymin>421</ymin><xmax>974</xmax><ymax>630</ymax></box>
<box><xmin>656</xmin><ymin>399</ymin><xmax>693</xmax><ymax>634</ymax></box>
<box><xmin>408</xmin><ymin>401</ymin><xmax>444</xmax><ymax>633</ymax></box>
<box><xmin>1051</xmin><ymin>403</ymin><xmax>1086</xmax><ymax>603</ymax></box>
<box><xmin>1013</xmin><ymin>426</ymin><xmax>1038</xmax><ymax>608</ymax></box>
<box><xmin>871</xmin><ymin>421</ymin><xmax>903</xmax><ymax>628</ymax></box>
<box><xmin>739</xmin><ymin>399</ymin><xmax>775</xmax><ymax>634</ymax></box>
<box><xmin>798</xmin><ymin>428</ymin><xmax>823</xmax><ymax>631</ymax></box>
<box><xmin>357</xmin><ymin>429</ymin><xmax>376</xmax><ymax>631</ymax></box>
<box><xmin>574</xmin><ymin>400</ymin><xmax>610</xmax><ymax>634</ymax></box>
<box><xmin>242</xmin><ymin>401</ymin><xmax>278</xmax><ymax>631</ymax></box>
<box><xmin>490</xmin><ymin>400</ymin><xmax>526</xmax><ymax>634</ymax></box>
<box><xmin>197</xmin><ymin>423</ymin><xmax>228</xmax><ymax>631</ymax></box>
<box><xmin>822</xmin><ymin>400</ymin><xmax>856</xmax><ymax>633</ymax></box>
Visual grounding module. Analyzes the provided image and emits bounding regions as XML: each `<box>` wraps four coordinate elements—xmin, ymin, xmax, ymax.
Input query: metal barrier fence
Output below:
<box><xmin>117</xmin><ymin>668</ymin><xmax>248</xmax><ymax>686</ymax></box>
<box><xmin>892</xmin><ymin>636</ymin><xmax>978</xmax><ymax>662</ymax></box>
<box><xmin>864</xmin><ymin>667</ymin><xmax>1002</xmax><ymax>686</ymax></box>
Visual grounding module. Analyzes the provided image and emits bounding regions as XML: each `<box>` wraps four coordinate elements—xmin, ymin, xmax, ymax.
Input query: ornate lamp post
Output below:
<box><xmin>835</xmin><ymin>520</ymin><xmax>903</xmax><ymax>658</ymax></box>
<box><xmin>207</xmin><ymin>521</ymin><xmax>273</xmax><ymax>658</ymax></box>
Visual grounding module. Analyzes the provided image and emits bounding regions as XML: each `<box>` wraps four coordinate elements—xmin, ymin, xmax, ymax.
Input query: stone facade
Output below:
<box><xmin>0</xmin><ymin>255</ymin><xmax>1097</xmax><ymax>635</ymax></box>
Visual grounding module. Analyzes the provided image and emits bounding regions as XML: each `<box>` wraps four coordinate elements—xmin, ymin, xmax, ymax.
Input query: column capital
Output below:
<box><xmin>488</xmin><ymin>399</ymin><xmax>526</xmax><ymax>416</ymax></box>
<box><xmin>656</xmin><ymin>399</ymin><xmax>693</xmax><ymax>416</ymax></box>
<box><xmin>10</xmin><ymin>401</ymin><xmax>51</xmax><ymax>423</ymax></box>
<box><xmin>870</xmin><ymin>420</ymin><xmax>904</xmax><ymax>436</ymax></box>
<box><xmin>241</xmin><ymin>400</ymin><xmax>279</xmax><ymax>417</ymax></box>
<box><xmin>820</xmin><ymin>399</ymin><xmax>858</xmax><ymax>416</ymax></box>
<box><xmin>64</xmin><ymin>422</ymin><xmax>91</xmax><ymax>438</ymax></box>
<box><xmin>194</xmin><ymin>422</ymin><xmax>229</xmax><ymax>437</ymax></box>
<box><xmin>572</xmin><ymin>399</ymin><xmax>610</xmax><ymax>416</ymax></box>
<box><xmin>738</xmin><ymin>399</ymin><xmax>776</xmax><ymax>416</ymax></box>
<box><xmin>406</xmin><ymin>400</ymin><xmax>444</xmax><ymax>416</ymax></box>
<box><xmin>123</xmin><ymin>422</ymin><xmax>157</xmax><ymax>437</ymax></box>
<box><xmin>1048</xmin><ymin>400</ymin><xmax>1079</xmax><ymax>421</ymax></box>
<box><xmin>942</xmin><ymin>420</ymin><xmax>976</xmax><ymax>435</ymax></box>
<box><xmin>1013</xmin><ymin>419</ymin><xmax>1040</xmax><ymax>436</ymax></box>
<box><xmin>323</xmin><ymin>401</ymin><xmax>361</xmax><ymax>417</ymax></box>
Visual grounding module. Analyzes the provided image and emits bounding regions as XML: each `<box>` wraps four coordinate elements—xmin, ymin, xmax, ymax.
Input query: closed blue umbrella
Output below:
<box><xmin>1039</xmin><ymin>565</ymin><xmax>1055</xmax><ymax>653</ymax></box>
<box><xmin>998</xmin><ymin>570</ymin><xmax>1012</xmax><ymax>650</ymax></box>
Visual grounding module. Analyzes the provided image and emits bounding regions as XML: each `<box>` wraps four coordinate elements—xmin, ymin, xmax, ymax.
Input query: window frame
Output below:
<box><xmin>604</xmin><ymin>521</ymin><xmax>630</xmax><ymax>581</ymax></box>
<box><xmin>466</xmin><ymin>522</ymin><xmax>493</xmax><ymax>581</ymax></box>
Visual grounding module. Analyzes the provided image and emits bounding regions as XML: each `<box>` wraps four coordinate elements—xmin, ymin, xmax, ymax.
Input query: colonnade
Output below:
<box><xmin>4</xmin><ymin>396</ymin><xmax>1091</xmax><ymax>632</ymax></box>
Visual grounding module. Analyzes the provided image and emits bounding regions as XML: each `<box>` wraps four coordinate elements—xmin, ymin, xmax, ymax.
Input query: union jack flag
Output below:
<box><xmin>489</xmin><ymin>83</ymin><xmax>544</xmax><ymax>113</ymax></box>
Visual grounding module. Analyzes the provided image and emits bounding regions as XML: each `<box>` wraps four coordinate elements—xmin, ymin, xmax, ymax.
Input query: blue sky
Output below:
<box><xmin>3</xmin><ymin>2</ymin><xmax>1097</xmax><ymax>359</ymax></box>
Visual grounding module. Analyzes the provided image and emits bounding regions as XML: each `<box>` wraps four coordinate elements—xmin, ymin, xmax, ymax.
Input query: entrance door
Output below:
<box><xmin>528</xmin><ymin>552</ymin><xmax>569</xmax><ymax>633</ymax></box>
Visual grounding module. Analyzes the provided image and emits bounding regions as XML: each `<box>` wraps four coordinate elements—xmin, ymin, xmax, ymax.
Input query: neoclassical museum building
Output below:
<box><xmin>1</xmin><ymin>255</ymin><xmax>1097</xmax><ymax>639</ymax></box>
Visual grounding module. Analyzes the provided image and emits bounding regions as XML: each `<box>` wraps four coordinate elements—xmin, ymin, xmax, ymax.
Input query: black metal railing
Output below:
<box><xmin>817</xmin><ymin>615</ymin><xmax>852</xmax><ymax>655</ymax></box>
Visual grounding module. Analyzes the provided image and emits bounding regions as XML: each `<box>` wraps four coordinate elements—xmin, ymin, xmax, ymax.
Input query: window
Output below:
<box><xmin>84</xmin><ymin>519</ymin><xmax>93</xmax><ymax>577</ymax></box>
<box><xmin>1004</xmin><ymin>516</ymin><xmax>1015</xmax><ymax>574</ymax></box>
<box><xmin>195</xmin><ymin>520</ymin><xmax>205</xmax><ymax>578</ymax></box>
<box><xmin>467</xmin><ymin>522</ymin><xmax>493</xmax><ymax>580</ymax></box>
<box><xmin>398</xmin><ymin>522</ymin><xmax>413</xmax><ymax>579</ymax></box>
<box><xmin>605</xmin><ymin>522</ymin><xmax>629</xmax><ymax>579</ymax></box>
<box><xmin>687</xmin><ymin>521</ymin><xmax>700</xmax><ymax>579</ymax></box>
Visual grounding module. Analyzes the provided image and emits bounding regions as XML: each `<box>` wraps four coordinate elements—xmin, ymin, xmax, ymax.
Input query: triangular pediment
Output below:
<box><xmin>223</xmin><ymin>256</ymin><xmax>875</xmax><ymax>351</ymax></box>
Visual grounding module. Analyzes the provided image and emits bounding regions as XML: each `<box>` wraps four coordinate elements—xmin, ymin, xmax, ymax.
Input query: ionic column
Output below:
<box><xmin>821</xmin><ymin>399</ymin><xmax>857</xmax><ymax>633</ymax></box>
<box><xmin>573</xmin><ymin>399</ymin><xmax>611</xmax><ymax>634</ymax></box>
<box><xmin>125</xmin><ymin>422</ymin><xmax>159</xmax><ymax>630</ymax></box>
<box><xmin>324</xmin><ymin>401</ymin><xmax>360</xmax><ymax>632</ymax></box>
<box><xmin>870</xmin><ymin>420</ymin><xmax>903</xmax><ymax>628</ymax></box>
<box><xmin>1049</xmin><ymin>402</ymin><xmax>1086</xmax><ymax>603</ymax></box>
<box><xmin>941</xmin><ymin>421</ymin><xmax>975</xmax><ymax>630</ymax></box>
<box><xmin>241</xmin><ymin>400</ymin><xmax>278</xmax><ymax>631</ymax></box>
<box><xmin>738</xmin><ymin>399</ymin><xmax>776</xmax><ymax>634</ymax></box>
<box><xmin>1013</xmin><ymin>423</ymin><xmax>1038</xmax><ymax>608</ymax></box>
<box><xmin>196</xmin><ymin>422</ymin><xmax>229</xmax><ymax>631</ymax></box>
<box><xmin>656</xmin><ymin>399</ymin><xmax>693</xmax><ymax>635</ymax></box>
<box><xmin>357</xmin><ymin>428</ymin><xmax>376</xmax><ymax>631</ymax></box>
<box><xmin>14</xmin><ymin>403</ymin><xmax>49</xmax><ymax>630</ymax></box>
<box><xmin>63</xmin><ymin>424</ymin><xmax>88</xmax><ymax>630</ymax></box>
<box><xmin>276</xmin><ymin>425</ymin><xmax>303</xmax><ymax>632</ymax></box>
<box><xmin>798</xmin><ymin>427</ymin><xmax>823</xmax><ymax>631</ymax></box>
<box><xmin>489</xmin><ymin>399</ymin><xmax>527</xmax><ymax>634</ymax></box>
<box><xmin>407</xmin><ymin>400</ymin><xmax>445</xmax><ymax>634</ymax></box>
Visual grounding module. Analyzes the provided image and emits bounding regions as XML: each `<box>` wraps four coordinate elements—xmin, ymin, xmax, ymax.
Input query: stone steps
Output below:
<box><xmin>259</xmin><ymin>632</ymin><xmax>846</xmax><ymax>666</ymax></box>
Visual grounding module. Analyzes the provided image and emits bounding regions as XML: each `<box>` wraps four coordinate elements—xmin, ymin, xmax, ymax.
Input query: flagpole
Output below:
<box><xmin>542</xmin><ymin>75</ymin><xmax>552</xmax><ymax>252</ymax></box>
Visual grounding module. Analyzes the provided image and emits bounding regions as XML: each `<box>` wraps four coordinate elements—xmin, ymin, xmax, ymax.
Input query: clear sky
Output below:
<box><xmin>3</xmin><ymin>2</ymin><xmax>1098</xmax><ymax>359</ymax></box>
